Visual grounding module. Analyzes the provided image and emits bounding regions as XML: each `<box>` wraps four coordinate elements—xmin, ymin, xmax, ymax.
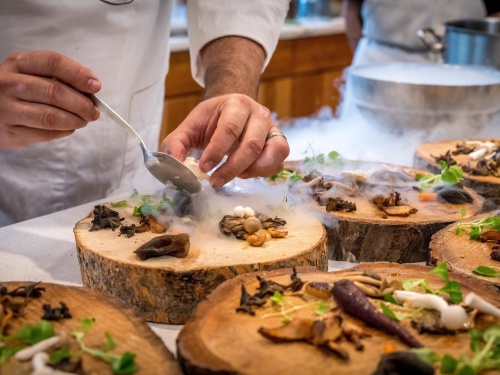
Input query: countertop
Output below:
<box><xmin>169</xmin><ymin>17</ymin><xmax>346</xmax><ymax>52</ymax></box>
<box><xmin>0</xmin><ymin>197</ymin><xmax>355</xmax><ymax>357</ymax></box>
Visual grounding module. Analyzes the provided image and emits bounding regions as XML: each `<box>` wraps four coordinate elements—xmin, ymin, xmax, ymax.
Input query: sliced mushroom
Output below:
<box><xmin>134</xmin><ymin>233</ymin><xmax>190</xmax><ymax>260</ymax></box>
<box><xmin>258</xmin><ymin>318</ymin><xmax>314</xmax><ymax>343</ymax></box>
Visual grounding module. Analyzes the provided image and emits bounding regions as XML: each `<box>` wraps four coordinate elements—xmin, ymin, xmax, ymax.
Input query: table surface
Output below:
<box><xmin>0</xmin><ymin>198</ymin><xmax>355</xmax><ymax>357</ymax></box>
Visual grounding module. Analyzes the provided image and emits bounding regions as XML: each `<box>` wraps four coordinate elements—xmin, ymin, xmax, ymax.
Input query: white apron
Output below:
<box><xmin>352</xmin><ymin>0</ymin><xmax>487</xmax><ymax>66</ymax></box>
<box><xmin>0</xmin><ymin>0</ymin><xmax>289</xmax><ymax>227</ymax></box>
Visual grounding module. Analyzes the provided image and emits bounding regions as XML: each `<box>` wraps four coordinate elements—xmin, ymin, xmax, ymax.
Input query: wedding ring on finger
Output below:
<box><xmin>266</xmin><ymin>131</ymin><xmax>287</xmax><ymax>142</ymax></box>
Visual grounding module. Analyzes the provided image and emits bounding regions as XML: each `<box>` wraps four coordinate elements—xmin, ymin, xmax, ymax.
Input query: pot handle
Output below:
<box><xmin>416</xmin><ymin>27</ymin><xmax>444</xmax><ymax>54</ymax></box>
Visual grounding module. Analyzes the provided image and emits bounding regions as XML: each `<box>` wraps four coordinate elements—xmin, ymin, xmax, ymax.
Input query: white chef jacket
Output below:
<box><xmin>352</xmin><ymin>0</ymin><xmax>486</xmax><ymax>66</ymax></box>
<box><xmin>0</xmin><ymin>0</ymin><xmax>288</xmax><ymax>227</ymax></box>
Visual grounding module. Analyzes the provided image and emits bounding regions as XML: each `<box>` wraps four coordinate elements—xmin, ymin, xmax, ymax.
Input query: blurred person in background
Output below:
<box><xmin>342</xmin><ymin>0</ymin><xmax>500</xmax><ymax>66</ymax></box>
<box><xmin>0</xmin><ymin>1</ymin><xmax>290</xmax><ymax>227</ymax></box>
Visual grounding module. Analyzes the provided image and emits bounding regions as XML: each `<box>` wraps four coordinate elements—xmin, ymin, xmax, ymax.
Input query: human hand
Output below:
<box><xmin>0</xmin><ymin>50</ymin><xmax>101</xmax><ymax>149</ymax></box>
<box><xmin>160</xmin><ymin>94</ymin><xmax>290</xmax><ymax>189</ymax></box>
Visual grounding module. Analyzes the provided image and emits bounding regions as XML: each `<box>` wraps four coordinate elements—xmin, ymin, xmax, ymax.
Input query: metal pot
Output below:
<box><xmin>346</xmin><ymin>62</ymin><xmax>500</xmax><ymax>132</ymax></box>
<box><xmin>418</xmin><ymin>18</ymin><xmax>500</xmax><ymax>70</ymax></box>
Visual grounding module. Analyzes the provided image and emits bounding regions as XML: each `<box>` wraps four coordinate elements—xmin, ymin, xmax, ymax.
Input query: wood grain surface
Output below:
<box><xmin>74</xmin><ymin>206</ymin><xmax>327</xmax><ymax>324</ymax></box>
<box><xmin>430</xmin><ymin>212</ymin><xmax>500</xmax><ymax>287</ymax></box>
<box><xmin>413</xmin><ymin>139</ymin><xmax>500</xmax><ymax>211</ymax></box>
<box><xmin>177</xmin><ymin>263</ymin><xmax>500</xmax><ymax>375</ymax></box>
<box><xmin>0</xmin><ymin>282</ymin><xmax>180</xmax><ymax>375</ymax></box>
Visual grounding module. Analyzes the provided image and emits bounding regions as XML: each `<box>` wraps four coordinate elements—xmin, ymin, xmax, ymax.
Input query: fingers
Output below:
<box><xmin>200</xmin><ymin>96</ymin><xmax>289</xmax><ymax>188</ymax></box>
<box><xmin>200</xmin><ymin>96</ymin><xmax>262</xmax><ymax>175</ymax></box>
<box><xmin>237</xmin><ymin>131</ymin><xmax>290</xmax><ymax>179</ymax></box>
<box><xmin>0</xmin><ymin>124</ymin><xmax>75</xmax><ymax>149</ymax></box>
<box><xmin>0</xmin><ymin>51</ymin><xmax>101</xmax><ymax>149</ymax></box>
<box><xmin>12</xmin><ymin>50</ymin><xmax>101</xmax><ymax>94</ymax></box>
<box><xmin>160</xmin><ymin>94</ymin><xmax>289</xmax><ymax>188</ymax></box>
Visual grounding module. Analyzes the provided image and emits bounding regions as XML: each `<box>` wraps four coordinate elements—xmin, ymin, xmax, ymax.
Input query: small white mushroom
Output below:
<box><xmin>31</xmin><ymin>352</ymin><xmax>77</xmax><ymax>375</ymax></box>
<box><xmin>243</xmin><ymin>206</ymin><xmax>255</xmax><ymax>218</ymax></box>
<box><xmin>15</xmin><ymin>332</ymin><xmax>67</xmax><ymax>361</ymax></box>
<box><xmin>394</xmin><ymin>290</ymin><xmax>467</xmax><ymax>331</ymax></box>
<box><xmin>233</xmin><ymin>206</ymin><xmax>246</xmax><ymax>218</ymax></box>
<box><xmin>464</xmin><ymin>292</ymin><xmax>500</xmax><ymax>318</ymax></box>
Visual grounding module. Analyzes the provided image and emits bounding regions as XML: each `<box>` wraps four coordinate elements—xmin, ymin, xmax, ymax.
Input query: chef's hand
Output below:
<box><xmin>160</xmin><ymin>36</ymin><xmax>290</xmax><ymax>188</ymax></box>
<box><xmin>161</xmin><ymin>94</ymin><xmax>289</xmax><ymax>188</ymax></box>
<box><xmin>0</xmin><ymin>50</ymin><xmax>101</xmax><ymax>149</ymax></box>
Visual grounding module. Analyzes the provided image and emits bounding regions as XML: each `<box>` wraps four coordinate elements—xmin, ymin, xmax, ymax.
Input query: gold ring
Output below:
<box><xmin>266</xmin><ymin>131</ymin><xmax>287</xmax><ymax>141</ymax></box>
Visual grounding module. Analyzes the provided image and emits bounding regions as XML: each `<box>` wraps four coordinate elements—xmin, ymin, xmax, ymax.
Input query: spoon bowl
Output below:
<box><xmin>90</xmin><ymin>94</ymin><xmax>202</xmax><ymax>194</ymax></box>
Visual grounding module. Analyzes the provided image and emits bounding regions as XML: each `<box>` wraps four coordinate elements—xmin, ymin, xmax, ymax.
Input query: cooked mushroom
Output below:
<box><xmin>15</xmin><ymin>332</ymin><xmax>68</xmax><ymax>361</ymax></box>
<box><xmin>134</xmin><ymin>233</ymin><xmax>190</xmax><ymax>260</ymax></box>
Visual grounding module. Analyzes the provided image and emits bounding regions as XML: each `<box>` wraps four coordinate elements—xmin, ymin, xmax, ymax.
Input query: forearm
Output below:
<box><xmin>200</xmin><ymin>36</ymin><xmax>266</xmax><ymax>100</ymax></box>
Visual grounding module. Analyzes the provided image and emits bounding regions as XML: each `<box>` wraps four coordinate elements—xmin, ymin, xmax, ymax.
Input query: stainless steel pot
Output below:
<box><xmin>346</xmin><ymin>62</ymin><xmax>500</xmax><ymax>132</ymax></box>
<box><xmin>418</xmin><ymin>18</ymin><xmax>500</xmax><ymax>70</ymax></box>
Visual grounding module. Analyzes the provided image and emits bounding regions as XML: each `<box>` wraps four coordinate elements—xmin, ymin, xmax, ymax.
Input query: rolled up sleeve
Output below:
<box><xmin>187</xmin><ymin>0</ymin><xmax>289</xmax><ymax>86</ymax></box>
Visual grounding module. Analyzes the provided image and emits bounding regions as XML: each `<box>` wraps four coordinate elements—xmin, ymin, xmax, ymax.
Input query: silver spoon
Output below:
<box><xmin>89</xmin><ymin>94</ymin><xmax>201</xmax><ymax>194</ymax></box>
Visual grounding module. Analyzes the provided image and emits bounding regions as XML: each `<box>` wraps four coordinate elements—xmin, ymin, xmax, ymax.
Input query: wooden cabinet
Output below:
<box><xmin>160</xmin><ymin>33</ymin><xmax>352</xmax><ymax>142</ymax></box>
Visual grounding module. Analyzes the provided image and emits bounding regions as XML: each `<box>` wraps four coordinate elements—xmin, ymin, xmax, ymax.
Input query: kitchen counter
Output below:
<box><xmin>169</xmin><ymin>17</ymin><xmax>346</xmax><ymax>52</ymax></box>
<box><xmin>0</xmin><ymin>198</ymin><xmax>355</xmax><ymax>357</ymax></box>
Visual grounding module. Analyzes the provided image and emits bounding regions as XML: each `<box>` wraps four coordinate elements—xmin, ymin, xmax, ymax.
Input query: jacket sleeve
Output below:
<box><xmin>186</xmin><ymin>0</ymin><xmax>289</xmax><ymax>86</ymax></box>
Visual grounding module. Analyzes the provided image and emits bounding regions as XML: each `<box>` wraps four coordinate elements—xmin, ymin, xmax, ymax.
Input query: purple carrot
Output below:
<box><xmin>332</xmin><ymin>279</ymin><xmax>423</xmax><ymax>348</ymax></box>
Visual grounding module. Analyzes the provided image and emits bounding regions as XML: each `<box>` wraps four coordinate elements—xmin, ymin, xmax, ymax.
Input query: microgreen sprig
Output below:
<box><xmin>456</xmin><ymin>216</ymin><xmax>500</xmax><ymax>240</ymax></box>
<box><xmin>401</xmin><ymin>262</ymin><xmax>463</xmax><ymax>303</ymax></box>
<box><xmin>261</xmin><ymin>291</ymin><xmax>330</xmax><ymax>323</ymax></box>
<box><xmin>412</xmin><ymin>325</ymin><xmax>500</xmax><ymax>375</ymax></box>
<box><xmin>73</xmin><ymin>318</ymin><xmax>137</xmax><ymax>374</ymax></box>
<box><xmin>416</xmin><ymin>160</ymin><xmax>464</xmax><ymax>190</ymax></box>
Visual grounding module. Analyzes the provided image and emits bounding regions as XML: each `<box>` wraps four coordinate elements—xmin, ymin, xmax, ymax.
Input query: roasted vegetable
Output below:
<box><xmin>332</xmin><ymin>279</ymin><xmax>422</xmax><ymax>348</ymax></box>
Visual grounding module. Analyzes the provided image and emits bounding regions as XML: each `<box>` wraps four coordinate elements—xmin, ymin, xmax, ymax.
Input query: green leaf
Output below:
<box><xmin>440</xmin><ymin>280</ymin><xmax>463</xmax><ymax>304</ymax></box>
<box><xmin>13</xmin><ymin>320</ymin><xmax>55</xmax><ymax>345</ymax></box>
<box><xmin>270</xmin><ymin>291</ymin><xmax>284</xmax><ymax>305</ymax></box>
<box><xmin>110</xmin><ymin>200</ymin><xmax>128</xmax><ymax>208</ymax></box>
<box><xmin>81</xmin><ymin>317</ymin><xmax>95</xmax><ymax>332</ymax></box>
<box><xmin>460</xmin><ymin>208</ymin><xmax>467</xmax><ymax>219</ymax></box>
<box><xmin>49</xmin><ymin>347</ymin><xmax>72</xmax><ymax>364</ymax></box>
<box><xmin>314</xmin><ymin>301</ymin><xmax>330</xmax><ymax>315</ymax></box>
<box><xmin>411</xmin><ymin>348</ymin><xmax>441</xmax><ymax>366</ymax></box>
<box><xmin>101</xmin><ymin>332</ymin><xmax>116</xmax><ymax>351</ymax></box>
<box><xmin>0</xmin><ymin>346</ymin><xmax>23</xmax><ymax>365</ymax></box>
<box><xmin>328</xmin><ymin>151</ymin><xmax>340</xmax><ymax>160</ymax></box>
<box><xmin>380</xmin><ymin>303</ymin><xmax>399</xmax><ymax>321</ymax></box>
<box><xmin>440</xmin><ymin>354</ymin><xmax>457</xmax><ymax>373</ymax></box>
<box><xmin>428</xmin><ymin>262</ymin><xmax>449</xmax><ymax>281</ymax></box>
<box><xmin>111</xmin><ymin>352</ymin><xmax>138</xmax><ymax>375</ymax></box>
<box><xmin>401</xmin><ymin>278</ymin><xmax>425</xmax><ymax>291</ymax></box>
<box><xmin>457</xmin><ymin>364</ymin><xmax>475</xmax><ymax>375</ymax></box>
<box><xmin>382</xmin><ymin>294</ymin><xmax>399</xmax><ymax>305</ymax></box>
<box><xmin>473</xmin><ymin>266</ymin><xmax>500</xmax><ymax>278</ymax></box>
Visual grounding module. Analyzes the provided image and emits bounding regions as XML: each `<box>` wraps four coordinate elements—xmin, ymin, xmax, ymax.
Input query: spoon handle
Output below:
<box><xmin>89</xmin><ymin>94</ymin><xmax>147</xmax><ymax>150</ymax></box>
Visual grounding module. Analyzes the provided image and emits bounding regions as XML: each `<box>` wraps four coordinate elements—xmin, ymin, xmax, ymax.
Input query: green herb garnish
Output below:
<box><xmin>416</xmin><ymin>160</ymin><xmax>463</xmax><ymax>190</ymax></box>
<box><xmin>267</xmin><ymin>169</ymin><xmax>303</xmax><ymax>183</ymax></box>
<box><xmin>412</xmin><ymin>325</ymin><xmax>500</xmax><ymax>375</ymax></box>
<box><xmin>401</xmin><ymin>262</ymin><xmax>463</xmax><ymax>303</ymax></box>
<box><xmin>73</xmin><ymin>318</ymin><xmax>138</xmax><ymax>374</ymax></box>
<box><xmin>456</xmin><ymin>216</ymin><xmax>500</xmax><ymax>240</ymax></box>
<box><xmin>262</xmin><ymin>291</ymin><xmax>331</xmax><ymax>323</ymax></box>
<box><xmin>472</xmin><ymin>266</ymin><xmax>500</xmax><ymax>278</ymax></box>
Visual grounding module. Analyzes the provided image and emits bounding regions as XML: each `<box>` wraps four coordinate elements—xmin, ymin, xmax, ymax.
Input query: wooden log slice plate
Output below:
<box><xmin>413</xmin><ymin>139</ymin><xmax>500</xmax><ymax>211</ymax></box>
<box><xmin>283</xmin><ymin>160</ymin><xmax>483</xmax><ymax>263</ymax></box>
<box><xmin>0</xmin><ymin>282</ymin><xmax>180</xmax><ymax>375</ymax></box>
<box><xmin>177</xmin><ymin>263</ymin><xmax>500</xmax><ymax>375</ymax></box>
<box><xmin>429</xmin><ymin>212</ymin><xmax>500</xmax><ymax>287</ymax></box>
<box><xmin>74</xmin><ymin>206</ymin><xmax>327</xmax><ymax>324</ymax></box>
